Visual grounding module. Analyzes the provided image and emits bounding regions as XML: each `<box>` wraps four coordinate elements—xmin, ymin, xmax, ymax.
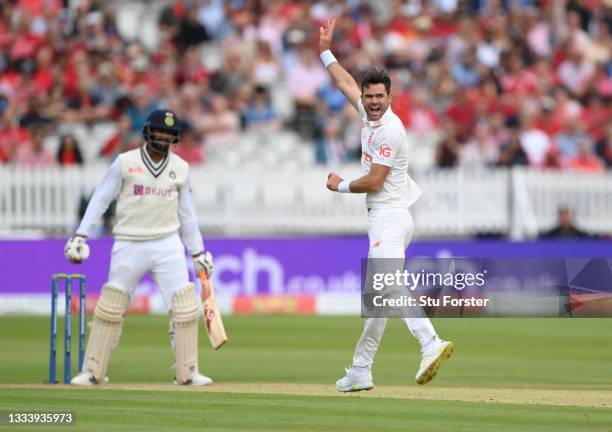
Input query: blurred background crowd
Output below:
<box><xmin>0</xmin><ymin>0</ymin><xmax>610</xmax><ymax>172</ymax></box>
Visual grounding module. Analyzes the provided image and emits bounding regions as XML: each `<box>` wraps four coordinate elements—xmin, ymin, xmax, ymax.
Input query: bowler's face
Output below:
<box><xmin>362</xmin><ymin>83</ymin><xmax>391</xmax><ymax>121</ymax></box>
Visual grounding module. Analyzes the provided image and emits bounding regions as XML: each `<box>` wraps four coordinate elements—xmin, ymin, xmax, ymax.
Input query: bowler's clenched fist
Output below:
<box><xmin>327</xmin><ymin>172</ymin><xmax>343</xmax><ymax>192</ymax></box>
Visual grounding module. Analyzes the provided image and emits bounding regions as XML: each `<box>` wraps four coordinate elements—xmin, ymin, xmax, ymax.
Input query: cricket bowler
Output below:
<box><xmin>64</xmin><ymin>109</ymin><xmax>214</xmax><ymax>386</ymax></box>
<box><xmin>319</xmin><ymin>19</ymin><xmax>454</xmax><ymax>391</ymax></box>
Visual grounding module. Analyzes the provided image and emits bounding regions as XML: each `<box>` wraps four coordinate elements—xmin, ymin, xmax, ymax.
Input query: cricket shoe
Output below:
<box><xmin>415</xmin><ymin>338</ymin><xmax>454</xmax><ymax>385</ymax></box>
<box><xmin>336</xmin><ymin>366</ymin><xmax>374</xmax><ymax>392</ymax></box>
<box><xmin>173</xmin><ymin>371</ymin><xmax>213</xmax><ymax>386</ymax></box>
<box><xmin>70</xmin><ymin>371</ymin><xmax>109</xmax><ymax>386</ymax></box>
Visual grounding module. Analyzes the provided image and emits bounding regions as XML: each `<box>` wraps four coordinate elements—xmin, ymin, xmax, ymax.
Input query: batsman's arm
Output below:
<box><xmin>319</xmin><ymin>19</ymin><xmax>361</xmax><ymax>111</ymax></box>
<box><xmin>178</xmin><ymin>175</ymin><xmax>204</xmax><ymax>256</ymax></box>
<box><xmin>75</xmin><ymin>158</ymin><xmax>122</xmax><ymax>237</ymax></box>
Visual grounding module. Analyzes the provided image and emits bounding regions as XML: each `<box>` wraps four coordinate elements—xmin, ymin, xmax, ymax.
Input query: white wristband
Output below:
<box><xmin>338</xmin><ymin>181</ymin><xmax>351</xmax><ymax>193</ymax></box>
<box><xmin>320</xmin><ymin>50</ymin><xmax>337</xmax><ymax>68</ymax></box>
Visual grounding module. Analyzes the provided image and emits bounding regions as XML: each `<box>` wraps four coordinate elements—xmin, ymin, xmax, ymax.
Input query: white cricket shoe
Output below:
<box><xmin>415</xmin><ymin>338</ymin><xmax>454</xmax><ymax>385</ymax></box>
<box><xmin>336</xmin><ymin>366</ymin><xmax>374</xmax><ymax>392</ymax></box>
<box><xmin>70</xmin><ymin>371</ymin><xmax>109</xmax><ymax>386</ymax></box>
<box><xmin>173</xmin><ymin>371</ymin><xmax>213</xmax><ymax>386</ymax></box>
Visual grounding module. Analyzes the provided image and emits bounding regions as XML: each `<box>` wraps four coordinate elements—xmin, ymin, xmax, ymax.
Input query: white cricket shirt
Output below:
<box><xmin>358</xmin><ymin>101</ymin><xmax>421</xmax><ymax>209</ymax></box>
<box><xmin>76</xmin><ymin>145</ymin><xmax>204</xmax><ymax>254</ymax></box>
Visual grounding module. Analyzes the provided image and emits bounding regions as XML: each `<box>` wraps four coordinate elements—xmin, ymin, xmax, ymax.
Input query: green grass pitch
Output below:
<box><xmin>0</xmin><ymin>316</ymin><xmax>611</xmax><ymax>431</ymax></box>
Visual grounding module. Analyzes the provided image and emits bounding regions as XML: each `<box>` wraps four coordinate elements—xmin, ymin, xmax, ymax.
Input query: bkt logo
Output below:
<box><xmin>379</xmin><ymin>146</ymin><xmax>392</xmax><ymax>158</ymax></box>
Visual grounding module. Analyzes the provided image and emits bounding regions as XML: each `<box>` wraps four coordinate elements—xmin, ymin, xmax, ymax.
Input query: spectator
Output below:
<box><xmin>315</xmin><ymin>116</ymin><xmax>347</xmax><ymax>166</ymax></box>
<box><xmin>287</xmin><ymin>48</ymin><xmax>328</xmax><ymax>140</ymax></box>
<box><xmin>498</xmin><ymin>130</ymin><xmax>529</xmax><ymax>168</ymax></box>
<box><xmin>317</xmin><ymin>82</ymin><xmax>347</xmax><ymax>114</ymax></box>
<box><xmin>210</xmin><ymin>49</ymin><xmax>249</xmax><ymax>97</ymax></box>
<box><xmin>519</xmin><ymin>113</ymin><xmax>552</xmax><ymax>168</ymax></box>
<box><xmin>19</xmin><ymin>94</ymin><xmax>49</xmax><ymax>128</ymax></box>
<box><xmin>568</xmin><ymin>139</ymin><xmax>604</xmax><ymax>174</ymax></box>
<box><xmin>174</xmin><ymin>124</ymin><xmax>204</xmax><ymax>165</ymax></box>
<box><xmin>557</xmin><ymin>47</ymin><xmax>595</xmax><ymax>98</ymax></box>
<box><xmin>499</xmin><ymin>54</ymin><xmax>538</xmax><ymax>96</ymax></box>
<box><xmin>126</xmin><ymin>85</ymin><xmax>158</xmax><ymax>133</ymax></box>
<box><xmin>197</xmin><ymin>0</ymin><xmax>227</xmax><ymax>40</ymax></box>
<box><xmin>451</xmin><ymin>48</ymin><xmax>480</xmax><ymax>87</ymax></box>
<box><xmin>554</xmin><ymin>116</ymin><xmax>589</xmax><ymax>161</ymax></box>
<box><xmin>540</xmin><ymin>207</ymin><xmax>591</xmax><ymax>238</ymax></box>
<box><xmin>195</xmin><ymin>94</ymin><xmax>240</xmax><ymax>150</ymax></box>
<box><xmin>99</xmin><ymin>114</ymin><xmax>135</xmax><ymax>158</ymax></box>
<box><xmin>459</xmin><ymin>123</ymin><xmax>498</xmax><ymax>169</ymax></box>
<box><xmin>533</xmin><ymin>98</ymin><xmax>563</xmax><ymax>137</ymax></box>
<box><xmin>404</xmin><ymin>86</ymin><xmax>440</xmax><ymax>137</ymax></box>
<box><xmin>176</xmin><ymin>5</ymin><xmax>210</xmax><ymax>51</ymax></box>
<box><xmin>446</xmin><ymin>89</ymin><xmax>476</xmax><ymax>141</ymax></box>
<box><xmin>56</xmin><ymin>134</ymin><xmax>83</xmax><ymax>166</ymax></box>
<box><xmin>243</xmin><ymin>86</ymin><xmax>281</xmax><ymax>133</ymax></box>
<box><xmin>0</xmin><ymin>96</ymin><xmax>28</xmax><ymax>163</ymax></box>
<box><xmin>542</xmin><ymin>146</ymin><xmax>562</xmax><ymax>170</ymax></box>
<box><xmin>251</xmin><ymin>40</ymin><xmax>282</xmax><ymax>89</ymax></box>
<box><xmin>435</xmin><ymin>120</ymin><xmax>460</xmax><ymax>168</ymax></box>
<box><xmin>595</xmin><ymin>124</ymin><xmax>612</xmax><ymax>169</ymax></box>
<box><xmin>90</xmin><ymin>61</ymin><xmax>121</xmax><ymax>110</ymax></box>
<box><xmin>585</xmin><ymin>20</ymin><xmax>610</xmax><ymax>65</ymax></box>
<box><xmin>580</xmin><ymin>93</ymin><xmax>609</xmax><ymax>142</ymax></box>
<box><xmin>15</xmin><ymin>126</ymin><xmax>55</xmax><ymax>167</ymax></box>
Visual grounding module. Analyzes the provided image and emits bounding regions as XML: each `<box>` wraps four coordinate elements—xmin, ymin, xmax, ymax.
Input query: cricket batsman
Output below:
<box><xmin>64</xmin><ymin>109</ymin><xmax>214</xmax><ymax>386</ymax></box>
<box><xmin>319</xmin><ymin>19</ymin><xmax>454</xmax><ymax>391</ymax></box>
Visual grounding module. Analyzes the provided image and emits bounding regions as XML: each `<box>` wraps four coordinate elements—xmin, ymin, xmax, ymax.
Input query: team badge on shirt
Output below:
<box><xmin>169</xmin><ymin>171</ymin><xmax>176</xmax><ymax>179</ymax></box>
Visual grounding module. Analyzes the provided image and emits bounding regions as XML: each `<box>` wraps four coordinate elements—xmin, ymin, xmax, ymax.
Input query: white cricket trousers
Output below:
<box><xmin>107</xmin><ymin>233</ymin><xmax>190</xmax><ymax>309</ymax></box>
<box><xmin>352</xmin><ymin>208</ymin><xmax>437</xmax><ymax>368</ymax></box>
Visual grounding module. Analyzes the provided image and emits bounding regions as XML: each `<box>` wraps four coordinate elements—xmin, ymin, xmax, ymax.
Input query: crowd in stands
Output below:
<box><xmin>0</xmin><ymin>0</ymin><xmax>610</xmax><ymax>173</ymax></box>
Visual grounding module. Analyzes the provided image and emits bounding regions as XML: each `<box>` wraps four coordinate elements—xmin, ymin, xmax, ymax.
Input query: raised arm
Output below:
<box><xmin>319</xmin><ymin>19</ymin><xmax>361</xmax><ymax>111</ymax></box>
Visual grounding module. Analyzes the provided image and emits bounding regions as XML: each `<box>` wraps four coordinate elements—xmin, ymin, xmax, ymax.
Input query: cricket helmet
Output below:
<box><xmin>142</xmin><ymin>109</ymin><xmax>181</xmax><ymax>155</ymax></box>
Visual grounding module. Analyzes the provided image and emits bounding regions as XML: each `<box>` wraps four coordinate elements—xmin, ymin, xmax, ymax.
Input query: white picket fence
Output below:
<box><xmin>0</xmin><ymin>164</ymin><xmax>610</xmax><ymax>238</ymax></box>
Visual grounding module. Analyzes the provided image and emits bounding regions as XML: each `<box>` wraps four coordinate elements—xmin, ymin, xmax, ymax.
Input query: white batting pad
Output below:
<box><xmin>82</xmin><ymin>284</ymin><xmax>128</xmax><ymax>381</ymax></box>
<box><xmin>171</xmin><ymin>283</ymin><xmax>200</xmax><ymax>383</ymax></box>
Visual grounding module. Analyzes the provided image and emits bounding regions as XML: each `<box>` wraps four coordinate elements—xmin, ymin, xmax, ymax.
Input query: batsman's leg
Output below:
<box><xmin>171</xmin><ymin>284</ymin><xmax>211</xmax><ymax>385</ymax></box>
<box><xmin>71</xmin><ymin>284</ymin><xmax>128</xmax><ymax>385</ymax></box>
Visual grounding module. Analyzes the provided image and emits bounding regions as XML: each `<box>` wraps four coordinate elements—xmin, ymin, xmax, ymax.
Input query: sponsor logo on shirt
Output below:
<box><xmin>367</xmin><ymin>132</ymin><xmax>375</xmax><ymax>145</ymax></box>
<box><xmin>128</xmin><ymin>166</ymin><xmax>144</xmax><ymax>174</ymax></box>
<box><xmin>133</xmin><ymin>184</ymin><xmax>173</xmax><ymax>197</ymax></box>
<box><xmin>379</xmin><ymin>146</ymin><xmax>392</xmax><ymax>158</ymax></box>
<box><xmin>362</xmin><ymin>152</ymin><xmax>372</xmax><ymax>163</ymax></box>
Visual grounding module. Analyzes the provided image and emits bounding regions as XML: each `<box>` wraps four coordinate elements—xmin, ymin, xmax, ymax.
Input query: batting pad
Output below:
<box><xmin>82</xmin><ymin>284</ymin><xmax>128</xmax><ymax>381</ymax></box>
<box><xmin>171</xmin><ymin>284</ymin><xmax>200</xmax><ymax>383</ymax></box>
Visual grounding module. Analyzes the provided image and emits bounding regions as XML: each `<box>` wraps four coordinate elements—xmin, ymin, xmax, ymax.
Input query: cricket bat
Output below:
<box><xmin>199</xmin><ymin>270</ymin><xmax>228</xmax><ymax>349</ymax></box>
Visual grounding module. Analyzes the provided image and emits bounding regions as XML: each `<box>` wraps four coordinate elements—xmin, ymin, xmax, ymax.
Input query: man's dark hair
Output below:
<box><xmin>361</xmin><ymin>66</ymin><xmax>391</xmax><ymax>95</ymax></box>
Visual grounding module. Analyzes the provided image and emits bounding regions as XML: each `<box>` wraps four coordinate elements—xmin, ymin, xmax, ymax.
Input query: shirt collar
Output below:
<box><xmin>362</xmin><ymin>105</ymin><xmax>393</xmax><ymax>127</ymax></box>
<box><xmin>141</xmin><ymin>144</ymin><xmax>170</xmax><ymax>177</ymax></box>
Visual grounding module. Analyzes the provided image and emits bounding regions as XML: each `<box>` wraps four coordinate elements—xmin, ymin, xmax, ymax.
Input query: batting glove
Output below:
<box><xmin>64</xmin><ymin>235</ymin><xmax>90</xmax><ymax>264</ymax></box>
<box><xmin>193</xmin><ymin>251</ymin><xmax>214</xmax><ymax>277</ymax></box>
